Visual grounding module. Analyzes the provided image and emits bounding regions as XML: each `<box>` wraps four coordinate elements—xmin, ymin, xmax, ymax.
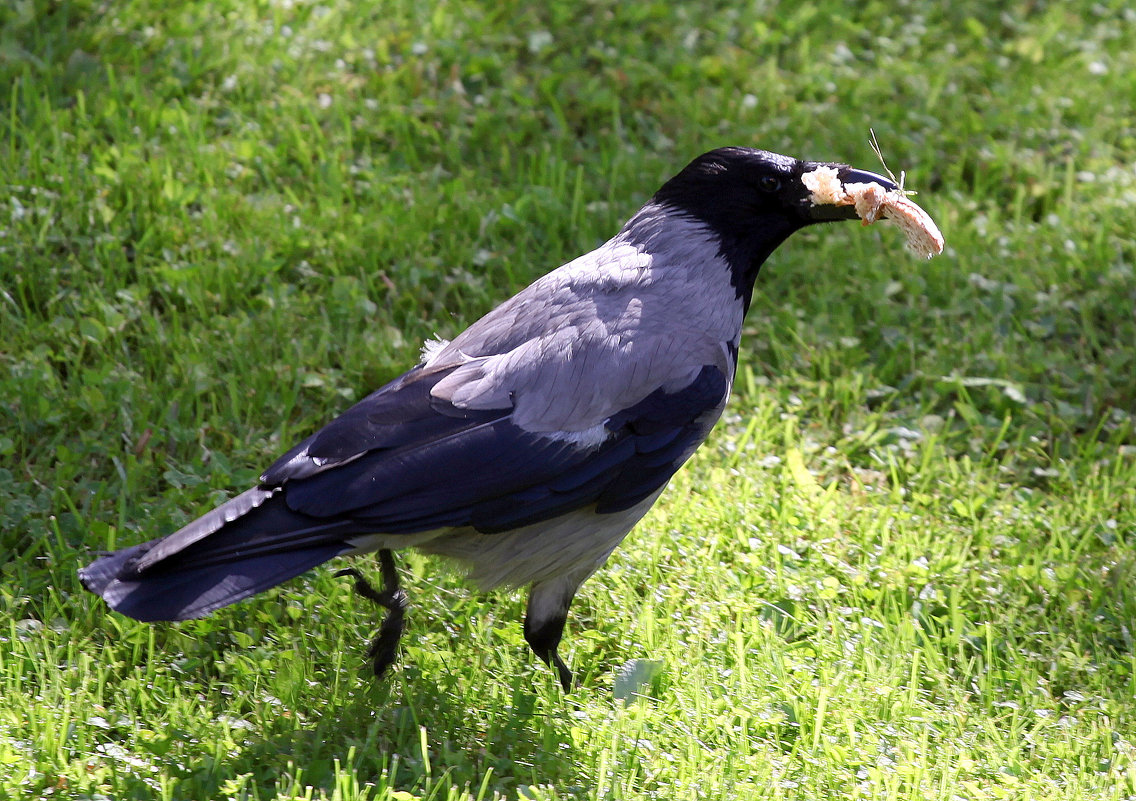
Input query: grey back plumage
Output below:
<box><xmin>429</xmin><ymin>210</ymin><xmax>742</xmax><ymax>433</ymax></box>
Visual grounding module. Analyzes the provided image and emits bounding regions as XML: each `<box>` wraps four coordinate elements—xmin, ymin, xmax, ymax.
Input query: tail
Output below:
<box><xmin>78</xmin><ymin>487</ymin><xmax>361</xmax><ymax>622</ymax></box>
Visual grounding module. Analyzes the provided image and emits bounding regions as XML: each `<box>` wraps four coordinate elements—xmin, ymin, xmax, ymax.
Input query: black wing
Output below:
<box><xmin>267</xmin><ymin>362</ymin><xmax>729</xmax><ymax>533</ymax></box>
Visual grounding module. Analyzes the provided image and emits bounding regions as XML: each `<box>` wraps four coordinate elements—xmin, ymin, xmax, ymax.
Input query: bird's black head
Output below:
<box><xmin>651</xmin><ymin>147</ymin><xmax>896</xmax><ymax>307</ymax></box>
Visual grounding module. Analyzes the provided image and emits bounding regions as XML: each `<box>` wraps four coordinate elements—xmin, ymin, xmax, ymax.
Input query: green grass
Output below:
<box><xmin>3</xmin><ymin>0</ymin><xmax>1136</xmax><ymax>798</ymax></box>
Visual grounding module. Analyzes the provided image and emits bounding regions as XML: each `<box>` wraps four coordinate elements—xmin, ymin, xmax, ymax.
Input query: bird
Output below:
<box><xmin>79</xmin><ymin>147</ymin><xmax>900</xmax><ymax>690</ymax></box>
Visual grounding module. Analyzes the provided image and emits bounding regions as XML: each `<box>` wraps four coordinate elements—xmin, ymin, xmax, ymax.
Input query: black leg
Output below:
<box><xmin>335</xmin><ymin>549</ymin><xmax>408</xmax><ymax>678</ymax></box>
<box><xmin>524</xmin><ymin>613</ymin><xmax>573</xmax><ymax>692</ymax></box>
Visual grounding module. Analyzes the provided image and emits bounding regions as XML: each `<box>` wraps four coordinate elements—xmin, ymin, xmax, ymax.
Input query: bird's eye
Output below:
<box><xmin>758</xmin><ymin>175</ymin><xmax>781</xmax><ymax>193</ymax></box>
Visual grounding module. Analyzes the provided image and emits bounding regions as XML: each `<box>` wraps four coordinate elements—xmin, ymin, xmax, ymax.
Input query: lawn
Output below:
<box><xmin>2</xmin><ymin>1</ymin><xmax>1135</xmax><ymax>799</ymax></box>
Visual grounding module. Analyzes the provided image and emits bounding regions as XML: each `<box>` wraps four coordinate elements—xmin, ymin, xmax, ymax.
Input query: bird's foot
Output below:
<box><xmin>524</xmin><ymin>614</ymin><xmax>574</xmax><ymax>692</ymax></box>
<box><xmin>335</xmin><ymin>550</ymin><xmax>407</xmax><ymax>678</ymax></box>
<box><xmin>547</xmin><ymin>648</ymin><xmax>573</xmax><ymax>693</ymax></box>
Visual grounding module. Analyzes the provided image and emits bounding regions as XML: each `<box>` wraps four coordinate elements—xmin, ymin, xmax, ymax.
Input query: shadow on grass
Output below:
<box><xmin>168</xmin><ymin>667</ymin><xmax>584</xmax><ymax>799</ymax></box>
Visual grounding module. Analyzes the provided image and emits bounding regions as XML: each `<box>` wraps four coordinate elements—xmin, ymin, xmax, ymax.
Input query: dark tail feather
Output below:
<box><xmin>78</xmin><ymin>488</ymin><xmax>360</xmax><ymax>622</ymax></box>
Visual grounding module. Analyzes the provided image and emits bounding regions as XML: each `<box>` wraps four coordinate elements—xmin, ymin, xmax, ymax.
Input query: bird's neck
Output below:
<box><xmin>621</xmin><ymin>203</ymin><xmax>800</xmax><ymax>316</ymax></box>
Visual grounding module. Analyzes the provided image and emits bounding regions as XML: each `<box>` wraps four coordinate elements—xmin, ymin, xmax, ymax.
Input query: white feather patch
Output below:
<box><xmin>419</xmin><ymin>336</ymin><xmax>451</xmax><ymax>366</ymax></box>
<box><xmin>537</xmin><ymin>423</ymin><xmax>612</xmax><ymax>450</ymax></box>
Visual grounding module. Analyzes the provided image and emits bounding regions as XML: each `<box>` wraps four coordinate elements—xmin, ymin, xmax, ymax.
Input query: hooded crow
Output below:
<box><xmin>80</xmin><ymin>148</ymin><xmax>910</xmax><ymax>690</ymax></box>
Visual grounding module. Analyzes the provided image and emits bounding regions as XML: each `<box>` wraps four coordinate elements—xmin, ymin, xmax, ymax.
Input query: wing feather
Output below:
<box><xmin>268</xmin><ymin>363</ymin><xmax>729</xmax><ymax>534</ymax></box>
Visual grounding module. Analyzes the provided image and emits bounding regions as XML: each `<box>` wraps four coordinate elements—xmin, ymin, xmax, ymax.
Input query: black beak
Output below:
<box><xmin>837</xmin><ymin>166</ymin><xmax>898</xmax><ymax>191</ymax></box>
<box><xmin>802</xmin><ymin>164</ymin><xmax>899</xmax><ymax>222</ymax></box>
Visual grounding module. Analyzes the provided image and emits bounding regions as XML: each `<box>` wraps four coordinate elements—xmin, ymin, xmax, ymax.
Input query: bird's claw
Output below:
<box><xmin>550</xmin><ymin>650</ymin><xmax>573</xmax><ymax>692</ymax></box>
<box><xmin>336</xmin><ymin>552</ymin><xmax>407</xmax><ymax>678</ymax></box>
